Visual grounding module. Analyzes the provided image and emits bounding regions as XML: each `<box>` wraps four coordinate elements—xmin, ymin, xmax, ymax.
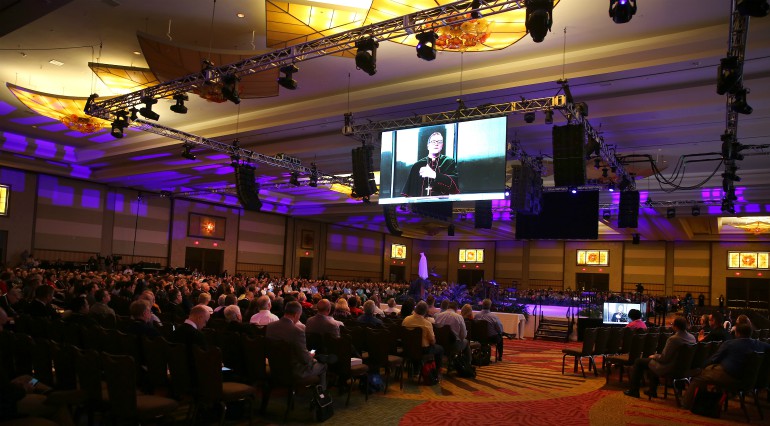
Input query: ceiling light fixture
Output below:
<box><xmin>415</xmin><ymin>31</ymin><xmax>438</xmax><ymax>61</ymax></box>
<box><xmin>666</xmin><ymin>207</ymin><xmax>676</xmax><ymax>218</ymax></box>
<box><xmin>236</xmin><ymin>12</ymin><xmax>246</xmax><ymax>18</ymax></box>
<box><xmin>731</xmin><ymin>87</ymin><xmax>753</xmax><ymax>115</ymax></box>
<box><xmin>607</xmin><ymin>182</ymin><xmax>616</xmax><ymax>192</ymax></box>
<box><xmin>544</xmin><ymin>108</ymin><xmax>553</xmax><ymax>124</ymax></box>
<box><xmin>48</xmin><ymin>59</ymin><xmax>64</xmax><ymax>66</ymax></box>
<box><xmin>355</xmin><ymin>37</ymin><xmax>379</xmax><ymax>76</ymax></box>
<box><xmin>181</xmin><ymin>144</ymin><xmax>197</xmax><ymax>161</ymax></box>
<box><xmin>129</xmin><ymin>107</ymin><xmax>139</xmax><ymax>121</ymax></box>
<box><xmin>221</xmin><ymin>73</ymin><xmax>241</xmax><ymax>104</ymax></box>
<box><xmin>717</xmin><ymin>56</ymin><xmax>741</xmax><ymax>95</ymax></box>
<box><xmin>139</xmin><ymin>96</ymin><xmax>159</xmax><ymax>120</ymax></box>
<box><xmin>609</xmin><ymin>0</ymin><xmax>637</xmax><ymax>24</ymax></box>
<box><xmin>602</xmin><ymin>168</ymin><xmax>609</xmax><ymax>178</ymax></box>
<box><xmin>692</xmin><ymin>205</ymin><xmax>700</xmax><ymax>217</ymax></box>
<box><xmin>170</xmin><ymin>93</ymin><xmax>188</xmax><ymax>114</ymax></box>
<box><xmin>525</xmin><ymin>0</ymin><xmax>553</xmax><ymax>43</ymax></box>
<box><xmin>523</xmin><ymin>111</ymin><xmax>536</xmax><ymax>123</ymax></box>
<box><xmin>277</xmin><ymin>64</ymin><xmax>299</xmax><ymax>90</ymax></box>
<box><xmin>110</xmin><ymin>110</ymin><xmax>129</xmax><ymax>139</ymax></box>
<box><xmin>290</xmin><ymin>172</ymin><xmax>300</xmax><ymax>186</ymax></box>
<box><xmin>470</xmin><ymin>0</ymin><xmax>483</xmax><ymax>19</ymax></box>
<box><xmin>602</xmin><ymin>209</ymin><xmax>611</xmax><ymax>220</ymax></box>
<box><xmin>736</xmin><ymin>0</ymin><xmax>769</xmax><ymax>17</ymax></box>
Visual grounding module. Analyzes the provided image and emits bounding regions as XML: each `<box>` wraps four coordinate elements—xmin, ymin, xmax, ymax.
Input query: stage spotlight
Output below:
<box><xmin>110</xmin><ymin>110</ymin><xmax>129</xmax><ymax>139</ymax></box>
<box><xmin>278</xmin><ymin>64</ymin><xmax>299</xmax><ymax>90</ymax></box>
<box><xmin>504</xmin><ymin>187</ymin><xmax>511</xmax><ymax>198</ymax></box>
<box><xmin>602</xmin><ymin>168</ymin><xmax>609</xmax><ymax>178</ymax></box>
<box><xmin>170</xmin><ymin>93</ymin><xmax>188</xmax><ymax>114</ymax></box>
<box><xmin>523</xmin><ymin>111</ymin><xmax>536</xmax><ymax>123</ymax></box>
<box><xmin>632</xmin><ymin>233</ymin><xmax>640</xmax><ymax>245</ymax></box>
<box><xmin>609</xmin><ymin>0</ymin><xmax>637</xmax><ymax>24</ymax></box>
<box><xmin>720</xmin><ymin>133</ymin><xmax>746</xmax><ymax>161</ymax></box>
<box><xmin>139</xmin><ymin>96</ymin><xmax>159</xmax><ymax>121</ymax></box>
<box><xmin>181</xmin><ymin>144</ymin><xmax>197</xmax><ymax>161</ymax></box>
<box><xmin>607</xmin><ymin>182</ymin><xmax>616</xmax><ymax>192</ymax></box>
<box><xmin>602</xmin><ymin>209</ymin><xmax>611</xmax><ymax>221</ymax></box>
<box><xmin>585</xmin><ymin>138</ymin><xmax>601</xmax><ymax>159</ymax></box>
<box><xmin>731</xmin><ymin>88</ymin><xmax>753</xmax><ymax>115</ymax></box>
<box><xmin>525</xmin><ymin>0</ymin><xmax>553</xmax><ymax>43</ymax></box>
<box><xmin>737</xmin><ymin>0</ymin><xmax>769</xmax><ymax>17</ymax></box>
<box><xmin>470</xmin><ymin>0</ymin><xmax>483</xmax><ymax>19</ymax></box>
<box><xmin>717</xmin><ymin>56</ymin><xmax>741</xmax><ymax>95</ymax></box>
<box><xmin>110</xmin><ymin>122</ymin><xmax>124</xmax><ymax>138</ymax></box>
<box><xmin>309</xmin><ymin>163</ymin><xmax>318</xmax><ymax>187</ymax></box>
<box><xmin>355</xmin><ymin>37</ymin><xmax>379</xmax><ymax>76</ymax></box>
<box><xmin>290</xmin><ymin>171</ymin><xmax>300</xmax><ymax>186</ymax></box>
<box><xmin>691</xmin><ymin>205</ymin><xmax>700</xmax><ymax>217</ymax></box>
<box><xmin>721</xmin><ymin>198</ymin><xmax>735</xmax><ymax>214</ymax></box>
<box><xmin>722</xmin><ymin>164</ymin><xmax>741</xmax><ymax>186</ymax></box>
<box><xmin>666</xmin><ymin>207</ymin><xmax>676</xmax><ymax>218</ymax></box>
<box><xmin>129</xmin><ymin>107</ymin><xmax>139</xmax><ymax>121</ymax></box>
<box><xmin>544</xmin><ymin>108</ymin><xmax>554</xmax><ymax>124</ymax></box>
<box><xmin>221</xmin><ymin>73</ymin><xmax>241</xmax><ymax>104</ymax></box>
<box><xmin>569</xmin><ymin>186</ymin><xmax>578</xmax><ymax>195</ymax></box>
<box><xmin>415</xmin><ymin>31</ymin><xmax>438</xmax><ymax>61</ymax></box>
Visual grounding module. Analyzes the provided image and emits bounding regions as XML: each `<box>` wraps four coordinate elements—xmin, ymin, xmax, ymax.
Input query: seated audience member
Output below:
<box><xmin>475</xmin><ymin>298</ymin><xmax>505</xmax><ymax>361</ymax></box>
<box><xmin>348</xmin><ymin>297</ymin><xmax>364</xmax><ymax>317</ymax></box>
<box><xmin>698</xmin><ymin>314</ymin><xmax>711</xmax><ymax>333</ymax></box>
<box><xmin>400</xmin><ymin>298</ymin><xmax>415</xmax><ymax>319</ymax></box>
<box><xmin>434</xmin><ymin>300</ymin><xmax>472</xmax><ymax>365</ymax></box>
<box><xmin>170</xmin><ymin>305</ymin><xmax>210</xmax><ymax>350</ymax></box>
<box><xmin>625</xmin><ymin>309</ymin><xmax>647</xmax><ymax>331</ymax></box>
<box><xmin>26</xmin><ymin>285</ymin><xmax>61</xmax><ymax>320</ymax></box>
<box><xmin>223</xmin><ymin>305</ymin><xmax>251</xmax><ymax>333</ymax></box>
<box><xmin>332</xmin><ymin>297</ymin><xmax>352</xmax><ymax>321</ymax></box>
<box><xmin>0</xmin><ymin>287</ymin><xmax>22</xmax><ymax>319</ymax></box>
<box><xmin>63</xmin><ymin>296</ymin><xmax>97</xmax><ymax>327</ymax></box>
<box><xmin>126</xmin><ymin>300</ymin><xmax>161</xmax><ymax>338</ymax></box>
<box><xmin>682</xmin><ymin>323</ymin><xmax>770</xmax><ymax>409</ymax></box>
<box><xmin>164</xmin><ymin>288</ymin><xmax>187</xmax><ymax>322</ymax></box>
<box><xmin>306</xmin><ymin>299</ymin><xmax>343</xmax><ymax>338</ymax></box>
<box><xmin>89</xmin><ymin>289</ymin><xmax>116</xmax><ymax>318</ymax></box>
<box><xmin>425</xmin><ymin>295</ymin><xmax>440</xmax><ymax>317</ymax></box>
<box><xmin>357</xmin><ymin>300</ymin><xmax>384</xmax><ymax>327</ymax></box>
<box><xmin>460</xmin><ymin>303</ymin><xmax>474</xmax><ymax>320</ymax></box>
<box><xmin>297</xmin><ymin>291</ymin><xmax>313</xmax><ymax>310</ymax></box>
<box><xmin>729</xmin><ymin>314</ymin><xmax>752</xmax><ymax>337</ymax></box>
<box><xmin>196</xmin><ymin>292</ymin><xmax>214</xmax><ymax>315</ymax></box>
<box><xmin>384</xmin><ymin>298</ymin><xmax>400</xmax><ymax>316</ymax></box>
<box><xmin>265</xmin><ymin>301</ymin><xmax>327</xmax><ymax>389</ymax></box>
<box><xmin>249</xmin><ymin>295</ymin><xmax>279</xmax><ymax>325</ymax></box>
<box><xmin>697</xmin><ymin>311</ymin><xmax>731</xmax><ymax>343</ymax></box>
<box><xmin>402</xmin><ymin>301</ymin><xmax>444</xmax><ymax>375</ymax></box>
<box><xmin>212</xmin><ymin>294</ymin><xmax>237</xmax><ymax>319</ymax></box>
<box><xmin>624</xmin><ymin>316</ymin><xmax>695</xmax><ymax>398</ymax></box>
<box><xmin>237</xmin><ymin>290</ymin><xmax>254</xmax><ymax>313</ymax></box>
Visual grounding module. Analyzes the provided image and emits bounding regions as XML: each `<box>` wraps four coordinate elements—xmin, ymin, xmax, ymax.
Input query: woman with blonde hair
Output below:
<box><xmin>333</xmin><ymin>296</ymin><xmax>351</xmax><ymax>320</ymax></box>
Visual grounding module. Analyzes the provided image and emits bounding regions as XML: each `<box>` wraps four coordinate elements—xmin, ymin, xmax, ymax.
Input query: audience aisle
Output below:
<box><xmin>243</xmin><ymin>339</ymin><xmax>754</xmax><ymax>425</ymax></box>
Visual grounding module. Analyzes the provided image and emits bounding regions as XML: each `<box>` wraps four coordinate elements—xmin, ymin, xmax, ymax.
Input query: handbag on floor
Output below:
<box><xmin>690</xmin><ymin>387</ymin><xmax>725</xmax><ymax>418</ymax></box>
<box><xmin>311</xmin><ymin>385</ymin><xmax>334</xmax><ymax>422</ymax></box>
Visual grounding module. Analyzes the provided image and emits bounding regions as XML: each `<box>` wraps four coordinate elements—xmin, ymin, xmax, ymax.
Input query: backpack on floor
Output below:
<box><xmin>421</xmin><ymin>360</ymin><xmax>439</xmax><ymax>385</ymax></box>
<box><xmin>452</xmin><ymin>353</ymin><xmax>477</xmax><ymax>378</ymax></box>
<box><xmin>690</xmin><ymin>387</ymin><xmax>725</xmax><ymax>418</ymax></box>
<box><xmin>311</xmin><ymin>385</ymin><xmax>334</xmax><ymax>422</ymax></box>
<box><xmin>471</xmin><ymin>344</ymin><xmax>491</xmax><ymax>366</ymax></box>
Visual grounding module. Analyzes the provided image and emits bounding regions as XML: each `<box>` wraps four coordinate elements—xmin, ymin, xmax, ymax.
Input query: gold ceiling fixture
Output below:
<box><xmin>731</xmin><ymin>220</ymin><xmax>770</xmax><ymax>234</ymax></box>
<box><xmin>267</xmin><ymin>0</ymin><xmax>560</xmax><ymax>53</ymax></box>
<box><xmin>6</xmin><ymin>83</ymin><xmax>109</xmax><ymax>134</ymax></box>
<box><xmin>87</xmin><ymin>63</ymin><xmax>160</xmax><ymax>95</ymax></box>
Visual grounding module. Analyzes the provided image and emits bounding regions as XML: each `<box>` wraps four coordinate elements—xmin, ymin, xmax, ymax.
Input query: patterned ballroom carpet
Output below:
<box><xmin>250</xmin><ymin>339</ymin><xmax>765</xmax><ymax>426</ymax></box>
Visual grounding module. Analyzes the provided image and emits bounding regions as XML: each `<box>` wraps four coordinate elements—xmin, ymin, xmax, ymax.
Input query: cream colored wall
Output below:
<box><xmin>169</xmin><ymin>199</ymin><xmax>241</xmax><ymax>272</ymax></box>
<box><xmin>0</xmin><ymin>168</ymin><xmax>36</xmax><ymax>264</ymax></box>
<box><xmin>565</xmin><ymin>241</ymin><xmax>624</xmax><ymax>291</ymax></box>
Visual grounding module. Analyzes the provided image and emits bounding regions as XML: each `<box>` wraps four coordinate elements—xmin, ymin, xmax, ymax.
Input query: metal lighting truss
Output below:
<box><xmin>345</xmin><ymin>95</ymin><xmax>567</xmax><ymax>138</ymax></box>
<box><xmin>84</xmin><ymin>0</ymin><xmax>527</xmax><ymax>120</ymax></box>
<box><xmin>133</xmin><ymin>119</ymin><xmax>352</xmax><ymax>185</ymax></box>
<box><xmin>721</xmin><ymin>3</ymin><xmax>751</xmax><ymax>210</ymax></box>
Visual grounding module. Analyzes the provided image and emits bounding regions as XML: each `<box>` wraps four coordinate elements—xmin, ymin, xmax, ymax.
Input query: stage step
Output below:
<box><xmin>534</xmin><ymin>318</ymin><xmax>570</xmax><ymax>341</ymax></box>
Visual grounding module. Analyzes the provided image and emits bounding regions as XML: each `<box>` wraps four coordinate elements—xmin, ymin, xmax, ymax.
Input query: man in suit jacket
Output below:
<box><xmin>266</xmin><ymin>301</ymin><xmax>326</xmax><ymax>389</ymax></box>
<box><xmin>25</xmin><ymin>285</ymin><xmax>61</xmax><ymax>320</ymax></box>
<box><xmin>306</xmin><ymin>299</ymin><xmax>342</xmax><ymax>338</ymax></box>
<box><xmin>624</xmin><ymin>316</ymin><xmax>696</xmax><ymax>398</ymax></box>
<box><xmin>0</xmin><ymin>288</ymin><xmax>22</xmax><ymax>319</ymax></box>
<box><xmin>126</xmin><ymin>300</ymin><xmax>160</xmax><ymax>338</ymax></box>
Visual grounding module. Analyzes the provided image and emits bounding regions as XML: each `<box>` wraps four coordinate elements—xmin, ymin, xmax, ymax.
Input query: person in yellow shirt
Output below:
<box><xmin>402</xmin><ymin>301</ymin><xmax>445</xmax><ymax>374</ymax></box>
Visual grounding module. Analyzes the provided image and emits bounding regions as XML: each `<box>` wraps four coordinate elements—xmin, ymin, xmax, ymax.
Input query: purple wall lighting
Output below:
<box><xmin>0</xmin><ymin>168</ymin><xmax>26</xmax><ymax>191</ymax></box>
<box><xmin>129</xmin><ymin>197</ymin><xmax>149</xmax><ymax>217</ymax></box>
<box><xmin>130</xmin><ymin>153</ymin><xmax>172</xmax><ymax>161</ymax></box>
<box><xmin>10</xmin><ymin>116</ymin><xmax>54</xmax><ymax>125</ymax></box>
<box><xmin>206</xmin><ymin>154</ymin><xmax>231</xmax><ymax>161</ymax></box>
<box><xmin>215</xmin><ymin>166</ymin><xmax>235</xmax><ymax>175</ymax></box>
<box><xmin>89</xmin><ymin>133</ymin><xmax>118</xmax><ymax>143</ymax></box>
<box><xmin>81</xmin><ymin>188</ymin><xmax>102</xmax><ymax>209</ymax></box>
<box><xmin>107</xmin><ymin>191</ymin><xmax>123</xmax><ymax>212</ymax></box>
<box><xmin>2</xmin><ymin>132</ymin><xmax>29</xmax><ymax>153</ymax></box>
<box><xmin>70</xmin><ymin>165</ymin><xmax>91</xmax><ymax>179</ymax></box>
<box><xmin>35</xmin><ymin>139</ymin><xmax>58</xmax><ymax>159</ymax></box>
<box><xmin>192</xmin><ymin>164</ymin><xmax>221</xmax><ymax>172</ymax></box>
<box><xmin>38</xmin><ymin>176</ymin><xmax>75</xmax><ymax>207</ymax></box>
<box><xmin>64</xmin><ymin>131</ymin><xmax>95</xmax><ymax>138</ymax></box>
<box><xmin>38</xmin><ymin>123</ymin><xmax>69</xmax><ymax>132</ymax></box>
<box><xmin>0</xmin><ymin>101</ymin><xmax>16</xmax><ymax>116</ymax></box>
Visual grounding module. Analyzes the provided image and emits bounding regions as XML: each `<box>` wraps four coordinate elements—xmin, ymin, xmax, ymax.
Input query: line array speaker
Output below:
<box><xmin>474</xmin><ymin>200</ymin><xmax>493</xmax><ymax>229</ymax></box>
<box><xmin>552</xmin><ymin>124</ymin><xmax>586</xmax><ymax>187</ymax></box>
<box><xmin>383</xmin><ymin>205</ymin><xmax>402</xmax><ymax>236</ymax></box>
<box><xmin>618</xmin><ymin>190</ymin><xmax>640</xmax><ymax>228</ymax></box>
<box><xmin>234</xmin><ymin>164</ymin><xmax>262</xmax><ymax>211</ymax></box>
<box><xmin>351</xmin><ymin>145</ymin><xmax>378</xmax><ymax>198</ymax></box>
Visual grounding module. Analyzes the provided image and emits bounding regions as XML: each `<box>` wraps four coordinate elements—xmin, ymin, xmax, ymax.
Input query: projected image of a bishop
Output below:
<box><xmin>401</xmin><ymin>125</ymin><xmax>460</xmax><ymax>197</ymax></box>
